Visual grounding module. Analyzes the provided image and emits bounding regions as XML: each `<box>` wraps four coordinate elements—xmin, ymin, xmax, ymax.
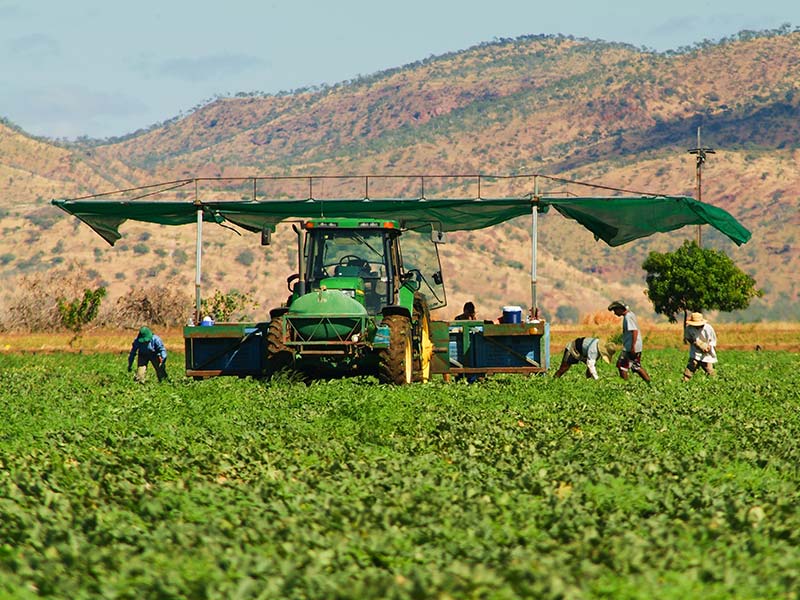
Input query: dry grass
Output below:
<box><xmin>2</xmin><ymin>323</ymin><xmax>798</xmax><ymax>357</ymax></box>
<box><xmin>550</xmin><ymin>322</ymin><xmax>800</xmax><ymax>353</ymax></box>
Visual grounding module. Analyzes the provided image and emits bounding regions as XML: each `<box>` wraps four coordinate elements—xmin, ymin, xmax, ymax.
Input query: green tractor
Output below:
<box><xmin>265</xmin><ymin>218</ymin><xmax>446</xmax><ymax>384</ymax></box>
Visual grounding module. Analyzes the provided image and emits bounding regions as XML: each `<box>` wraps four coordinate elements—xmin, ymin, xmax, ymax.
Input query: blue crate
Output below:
<box><xmin>186</xmin><ymin>327</ymin><xmax>265</xmax><ymax>374</ymax></box>
<box><xmin>448</xmin><ymin>326</ymin><xmax>466</xmax><ymax>366</ymax></box>
<box><xmin>472</xmin><ymin>333</ymin><xmax>541</xmax><ymax>368</ymax></box>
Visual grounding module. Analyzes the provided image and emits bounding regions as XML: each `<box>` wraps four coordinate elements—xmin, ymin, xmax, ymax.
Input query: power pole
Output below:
<box><xmin>688</xmin><ymin>126</ymin><xmax>715</xmax><ymax>246</ymax></box>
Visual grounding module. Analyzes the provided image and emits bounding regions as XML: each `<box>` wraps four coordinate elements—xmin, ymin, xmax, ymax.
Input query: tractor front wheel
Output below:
<box><xmin>412</xmin><ymin>295</ymin><xmax>433</xmax><ymax>383</ymax></box>
<box><xmin>378</xmin><ymin>314</ymin><xmax>413</xmax><ymax>385</ymax></box>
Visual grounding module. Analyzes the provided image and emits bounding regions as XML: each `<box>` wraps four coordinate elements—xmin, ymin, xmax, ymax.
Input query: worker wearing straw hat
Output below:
<box><xmin>683</xmin><ymin>312</ymin><xmax>718</xmax><ymax>380</ymax></box>
<box><xmin>554</xmin><ymin>337</ymin><xmax>617</xmax><ymax>380</ymax></box>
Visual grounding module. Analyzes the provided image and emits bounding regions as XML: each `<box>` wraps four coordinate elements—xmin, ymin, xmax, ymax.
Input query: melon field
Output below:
<box><xmin>1</xmin><ymin>349</ymin><xmax>799</xmax><ymax>599</ymax></box>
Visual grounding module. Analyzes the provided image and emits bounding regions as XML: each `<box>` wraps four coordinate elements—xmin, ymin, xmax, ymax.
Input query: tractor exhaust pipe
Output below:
<box><xmin>293</xmin><ymin>224</ymin><xmax>306</xmax><ymax>296</ymax></box>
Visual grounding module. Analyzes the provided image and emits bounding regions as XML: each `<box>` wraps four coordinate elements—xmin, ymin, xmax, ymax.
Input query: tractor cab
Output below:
<box><xmin>294</xmin><ymin>218</ymin><xmax>446</xmax><ymax>315</ymax></box>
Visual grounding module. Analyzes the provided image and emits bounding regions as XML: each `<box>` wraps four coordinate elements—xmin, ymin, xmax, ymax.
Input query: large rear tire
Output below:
<box><xmin>412</xmin><ymin>295</ymin><xmax>433</xmax><ymax>383</ymax></box>
<box><xmin>378</xmin><ymin>314</ymin><xmax>413</xmax><ymax>385</ymax></box>
<box><xmin>265</xmin><ymin>319</ymin><xmax>293</xmax><ymax>377</ymax></box>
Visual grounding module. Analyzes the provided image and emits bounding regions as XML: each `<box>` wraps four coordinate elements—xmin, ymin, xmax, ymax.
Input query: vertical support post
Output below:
<box><xmin>295</xmin><ymin>223</ymin><xmax>306</xmax><ymax>296</ymax></box>
<box><xmin>194</xmin><ymin>180</ymin><xmax>202</xmax><ymax>322</ymax></box>
<box><xmin>530</xmin><ymin>176</ymin><xmax>539</xmax><ymax>319</ymax></box>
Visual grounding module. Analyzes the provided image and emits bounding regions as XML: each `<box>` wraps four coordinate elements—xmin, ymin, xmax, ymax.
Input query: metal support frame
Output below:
<box><xmin>285</xmin><ymin>315</ymin><xmax>364</xmax><ymax>344</ymax></box>
<box><xmin>531</xmin><ymin>176</ymin><xmax>539</xmax><ymax>318</ymax></box>
<box><xmin>194</xmin><ymin>180</ymin><xmax>202</xmax><ymax>322</ymax></box>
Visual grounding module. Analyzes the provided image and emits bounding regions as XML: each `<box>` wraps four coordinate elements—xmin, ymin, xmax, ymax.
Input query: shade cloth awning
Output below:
<box><xmin>51</xmin><ymin>195</ymin><xmax>751</xmax><ymax>247</ymax></box>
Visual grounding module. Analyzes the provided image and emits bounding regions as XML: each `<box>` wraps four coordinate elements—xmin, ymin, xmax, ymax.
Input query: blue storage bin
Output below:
<box><xmin>502</xmin><ymin>306</ymin><xmax>522</xmax><ymax>323</ymax></box>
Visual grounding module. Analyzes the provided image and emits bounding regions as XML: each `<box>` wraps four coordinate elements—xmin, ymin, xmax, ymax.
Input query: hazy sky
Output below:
<box><xmin>1</xmin><ymin>0</ymin><xmax>797</xmax><ymax>139</ymax></box>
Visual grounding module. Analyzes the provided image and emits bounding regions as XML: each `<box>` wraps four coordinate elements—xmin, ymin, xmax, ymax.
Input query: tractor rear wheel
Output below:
<box><xmin>265</xmin><ymin>319</ymin><xmax>293</xmax><ymax>377</ymax></box>
<box><xmin>412</xmin><ymin>295</ymin><xmax>433</xmax><ymax>383</ymax></box>
<box><xmin>378</xmin><ymin>314</ymin><xmax>412</xmax><ymax>385</ymax></box>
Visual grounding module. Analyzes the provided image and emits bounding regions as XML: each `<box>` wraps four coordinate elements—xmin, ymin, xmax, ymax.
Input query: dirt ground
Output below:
<box><xmin>2</xmin><ymin>322</ymin><xmax>798</xmax><ymax>355</ymax></box>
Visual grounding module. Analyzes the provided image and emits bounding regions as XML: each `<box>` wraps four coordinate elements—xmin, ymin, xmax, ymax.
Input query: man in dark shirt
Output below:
<box><xmin>455</xmin><ymin>301</ymin><xmax>476</xmax><ymax>320</ymax></box>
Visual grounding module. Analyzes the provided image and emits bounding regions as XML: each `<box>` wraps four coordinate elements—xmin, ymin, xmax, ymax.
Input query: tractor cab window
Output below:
<box><xmin>400</xmin><ymin>228</ymin><xmax>447</xmax><ymax>310</ymax></box>
<box><xmin>306</xmin><ymin>229</ymin><xmax>392</xmax><ymax>314</ymax></box>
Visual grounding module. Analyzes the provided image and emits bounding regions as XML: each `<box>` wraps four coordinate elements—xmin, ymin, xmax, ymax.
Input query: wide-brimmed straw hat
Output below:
<box><xmin>607</xmin><ymin>300</ymin><xmax>627</xmax><ymax>311</ymax></box>
<box><xmin>600</xmin><ymin>340</ymin><xmax>617</xmax><ymax>363</ymax></box>
<box><xmin>686</xmin><ymin>312</ymin><xmax>707</xmax><ymax>326</ymax></box>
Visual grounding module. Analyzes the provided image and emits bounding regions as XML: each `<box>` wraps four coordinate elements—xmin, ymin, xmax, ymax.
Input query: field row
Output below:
<box><xmin>1</xmin><ymin>350</ymin><xmax>799</xmax><ymax>598</ymax></box>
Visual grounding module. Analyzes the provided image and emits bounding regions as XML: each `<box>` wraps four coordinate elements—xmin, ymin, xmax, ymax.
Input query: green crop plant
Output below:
<box><xmin>1</xmin><ymin>349</ymin><xmax>799</xmax><ymax>598</ymax></box>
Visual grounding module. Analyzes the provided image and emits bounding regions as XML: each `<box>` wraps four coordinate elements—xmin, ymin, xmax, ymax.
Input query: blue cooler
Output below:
<box><xmin>502</xmin><ymin>306</ymin><xmax>522</xmax><ymax>323</ymax></box>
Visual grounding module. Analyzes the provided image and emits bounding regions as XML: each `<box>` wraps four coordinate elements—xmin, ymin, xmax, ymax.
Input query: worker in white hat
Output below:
<box><xmin>683</xmin><ymin>311</ymin><xmax>717</xmax><ymax>380</ymax></box>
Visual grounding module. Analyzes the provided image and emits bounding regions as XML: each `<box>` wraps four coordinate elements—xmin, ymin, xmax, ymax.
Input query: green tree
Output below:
<box><xmin>58</xmin><ymin>287</ymin><xmax>107</xmax><ymax>344</ymax></box>
<box><xmin>642</xmin><ymin>241</ymin><xmax>762</xmax><ymax>323</ymax></box>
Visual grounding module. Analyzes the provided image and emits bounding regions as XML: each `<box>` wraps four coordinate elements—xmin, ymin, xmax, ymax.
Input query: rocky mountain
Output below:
<box><xmin>1</xmin><ymin>30</ymin><xmax>798</xmax><ymax>325</ymax></box>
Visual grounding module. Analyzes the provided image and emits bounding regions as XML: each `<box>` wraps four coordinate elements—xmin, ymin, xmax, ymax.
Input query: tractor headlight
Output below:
<box><xmin>340</xmin><ymin>289</ymin><xmax>356</xmax><ymax>298</ymax></box>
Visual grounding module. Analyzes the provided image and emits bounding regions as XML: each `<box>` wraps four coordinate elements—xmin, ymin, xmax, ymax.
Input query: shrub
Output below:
<box><xmin>58</xmin><ymin>287</ymin><xmax>107</xmax><ymax>343</ymax></box>
<box><xmin>3</xmin><ymin>263</ymin><xmax>100</xmax><ymax>332</ymax></box>
<box><xmin>111</xmin><ymin>285</ymin><xmax>193</xmax><ymax>328</ymax></box>
<box><xmin>25</xmin><ymin>208</ymin><xmax>63</xmax><ymax>230</ymax></box>
<box><xmin>201</xmin><ymin>289</ymin><xmax>259</xmax><ymax>322</ymax></box>
<box><xmin>236</xmin><ymin>250</ymin><xmax>255</xmax><ymax>267</ymax></box>
<box><xmin>555</xmin><ymin>305</ymin><xmax>580</xmax><ymax>323</ymax></box>
<box><xmin>173</xmin><ymin>249</ymin><xmax>189</xmax><ymax>265</ymax></box>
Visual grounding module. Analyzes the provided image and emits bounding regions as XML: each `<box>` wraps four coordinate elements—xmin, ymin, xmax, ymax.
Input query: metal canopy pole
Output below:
<box><xmin>194</xmin><ymin>180</ymin><xmax>202</xmax><ymax>322</ymax></box>
<box><xmin>531</xmin><ymin>176</ymin><xmax>539</xmax><ymax>318</ymax></box>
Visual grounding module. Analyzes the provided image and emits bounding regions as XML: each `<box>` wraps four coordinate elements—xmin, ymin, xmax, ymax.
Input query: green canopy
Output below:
<box><xmin>51</xmin><ymin>195</ymin><xmax>751</xmax><ymax>247</ymax></box>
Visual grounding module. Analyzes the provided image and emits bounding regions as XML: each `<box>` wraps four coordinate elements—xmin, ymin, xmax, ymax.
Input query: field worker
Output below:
<box><xmin>455</xmin><ymin>301</ymin><xmax>476</xmax><ymax>320</ymax></box>
<box><xmin>554</xmin><ymin>337</ymin><xmax>617</xmax><ymax>380</ymax></box>
<box><xmin>683</xmin><ymin>312</ymin><xmax>718</xmax><ymax>380</ymax></box>
<box><xmin>127</xmin><ymin>326</ymin><xmax>168</xmax><ymax>383</ymax></box>
<box><xmin>608</xmin><ymin>301</ymin><xmax>652</xmax><ymax>383</ymax></box>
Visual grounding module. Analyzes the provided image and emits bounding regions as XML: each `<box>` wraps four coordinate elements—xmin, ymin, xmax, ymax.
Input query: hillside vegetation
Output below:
<box><xmin>1</xmin><ymin>30</ymin><xmax>798</xmax><ymax>326</ymax></box>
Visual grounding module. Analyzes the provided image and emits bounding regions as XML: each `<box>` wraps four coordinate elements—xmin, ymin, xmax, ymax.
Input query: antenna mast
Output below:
<box><xmin>688</xmin><ymin>126</ymin><xmax>715</xmax><ymax>246</ymax></box>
